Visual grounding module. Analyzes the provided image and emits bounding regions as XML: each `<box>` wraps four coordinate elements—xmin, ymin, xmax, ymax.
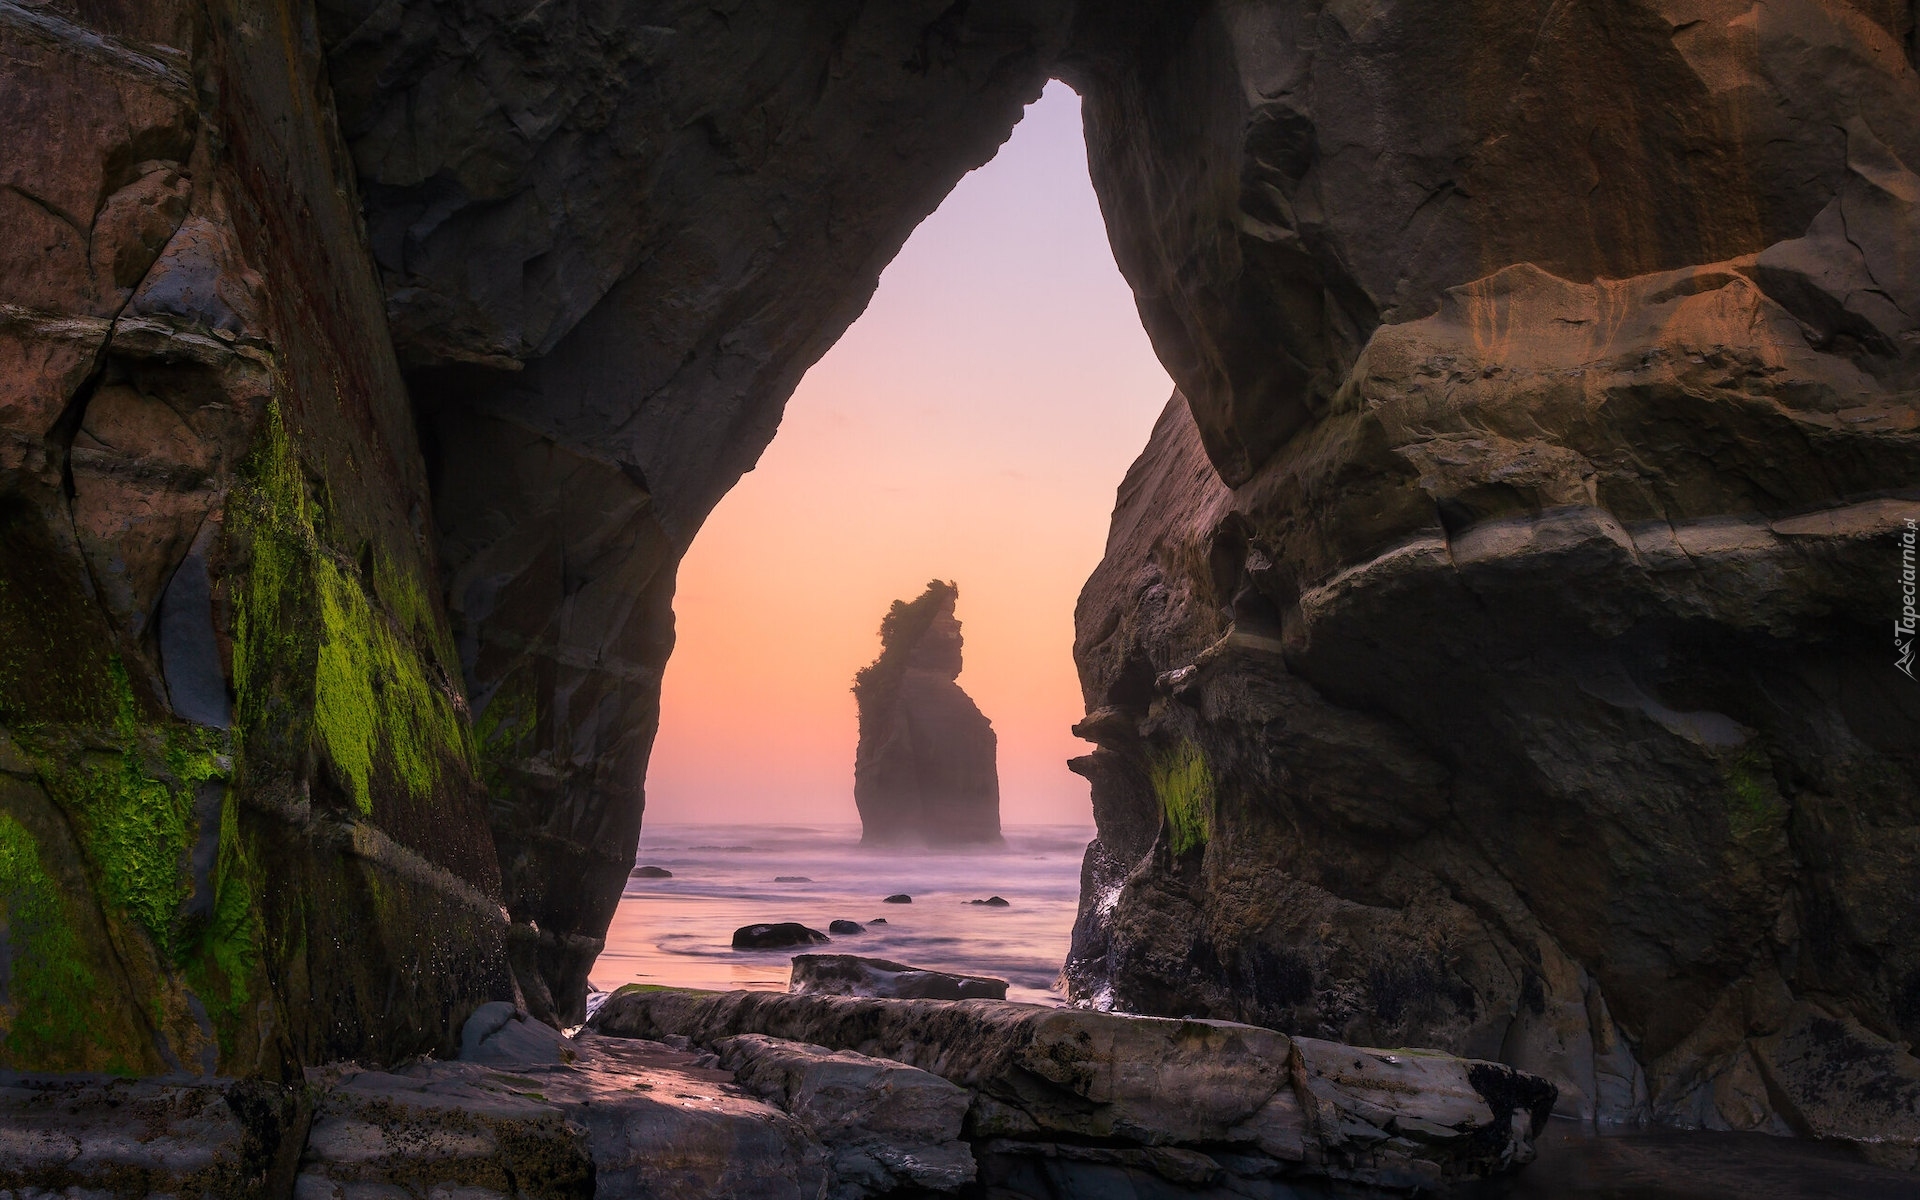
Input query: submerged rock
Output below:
<box><xmin>791</xmin><ymin>954</ymin><xmax>1009</xmax><ymax>1001</ymax></box>
<box><xmin>828</xmin><ymin>920</ymin><xmax>866</xmax><ymax>935</ymax></box>
<box><xmin>591</xmin><ymin>987</ymin><xmax>1555</xmax><ymax>1192</ymax></box>
<box><xmin>969</xmin><ymin>896</ymin><xmax>1010</xmax><ymax>907</ymax></box>
<box><xmin>774</xmin><ymin>876</ymin><xmax>812</xmax><ymax>883</ymax></box>
<box><xmin>631</xmin><ymin>865</ymin><xmax>672</xmax><ymax>878</ymax></box>
<box><xmin>734</xmin><ymin>923</ymin><xmax>832</xmax><ymax>950</ymax></box>
<box><xmin>882</xmin><ymin>894</ymin><xmax>912</xmax><ymax>905</ymax></box>
<box><xmin>853</xmin><ymin>582</ymin><xmax>1002</xmax><ymax>846</ymax></box>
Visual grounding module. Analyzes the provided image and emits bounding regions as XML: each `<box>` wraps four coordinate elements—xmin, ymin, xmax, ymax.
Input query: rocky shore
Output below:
<box><xmin>0</xmin><ymin>991</ymin><xmax>1555</xmax><ymax>1199</ymax></box>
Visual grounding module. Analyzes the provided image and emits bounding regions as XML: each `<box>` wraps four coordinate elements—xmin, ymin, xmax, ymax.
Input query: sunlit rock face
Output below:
<box><xmin>1061</xmin><ymin>0</ymin><xmax>1920</xmax><ymax>1162</ymax></box>
<box><xmin>318</xmin><ymin>0</ymin><xmax>1072</xmax><ymax>1021</ymax></box>
<box><xmin>854</xmin><ymin>582</ymin><xmax>1003</xmax><ymax>847</ymax></box>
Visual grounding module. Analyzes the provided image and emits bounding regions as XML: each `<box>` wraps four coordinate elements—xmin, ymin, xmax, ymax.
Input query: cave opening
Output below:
<box><xmin>644</xmin><ymin>80</ymin><xmax>1170</xmax><ymax>831</ymax></box>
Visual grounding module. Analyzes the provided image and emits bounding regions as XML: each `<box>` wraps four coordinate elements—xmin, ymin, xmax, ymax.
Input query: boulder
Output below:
<box><xmin>589</xmin><ymin>988</ymin><xmax>1553</xmax><ymax>1191</ymax></box>
<box><xmin>734</xmin><ymin>923</ymin><xmax>832</xmax><ymax>950</ymax></box>
<box><xmin>0</xmin><ymin>1073</ymin><xmax>305</xmax><ymax>1198</ymax></box>
<box><xmin>460</xmin><ymin>1001</ymin><xmax>571</xmax><ymax>1066</ymax></box>
<box><xmin>630</xmin><ymin>866</ymin><xmax>672</xmax><ymax>879</ymax></box>
<box><xmin>882</xmin><ymin>895</ymin><xmax>912</xmax><ymax>905</ymax></box>
<box><xmin>852</xmin><ymin>582</ymin><xmax>1002</xmax><ymax>846</ymax></box>
<box><xmin>869</xmin><ymin>918</ymin><xmax>888</xmax><ymax>925</ymax></box>
<box><xmin>969</xmin><ymin>897</ymin><xmax>1011</xmax><ymax>907</ymax></box>
<box><xmin>828</xmin><ymin>920</ymin><xmax>866</xmax><ymax>935</ymax></box>
<box><xmin>791</xmin><ymin>955</ymin><xmax>1009</xmax><ymax>1001</ymax></box>
<box><xmin>716</xmin><ymin>1034</ymin><xmax>975</xmax><ymax>1198</ymax></box>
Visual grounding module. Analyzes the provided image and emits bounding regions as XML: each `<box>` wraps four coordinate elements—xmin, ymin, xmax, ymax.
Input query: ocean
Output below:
<box><xmin>592</xmin><ymin>822</ymin><xmax>1092</xmax><ymax>1003</ymax></box>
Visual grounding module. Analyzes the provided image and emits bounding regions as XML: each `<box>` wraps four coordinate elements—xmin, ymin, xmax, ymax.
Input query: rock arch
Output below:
<box><xmin>3</xmin><ymin>0</ymin><xmax>1918</xmax><ymax>1154</ymax></box>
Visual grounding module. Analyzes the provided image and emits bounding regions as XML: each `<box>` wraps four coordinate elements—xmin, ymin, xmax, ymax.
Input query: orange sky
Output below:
<box><xmin>644</xmin><ymin>82</ymin><xmax>1172</xmax><ymax>826</ymax></box>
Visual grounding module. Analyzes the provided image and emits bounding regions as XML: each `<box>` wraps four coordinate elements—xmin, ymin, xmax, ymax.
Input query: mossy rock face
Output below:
<box><xmin>1151</xmin><ymin>740</ymin><xmax>1214</xmax><ymax>858</ymax></box>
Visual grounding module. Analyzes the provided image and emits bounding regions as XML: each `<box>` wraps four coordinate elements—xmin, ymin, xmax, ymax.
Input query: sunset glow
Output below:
<box><xmin>644</xmin><ymin>81</ymin><xmax>1173</xmax><ymax>826</ymax></box>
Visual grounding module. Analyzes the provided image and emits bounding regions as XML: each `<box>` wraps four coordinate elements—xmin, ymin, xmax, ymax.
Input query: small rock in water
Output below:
<box><xmin>829</xmin><ymin>920</ymin><xmax>865</xmax><ymax>934</ymax></box>
<box><xmin>969</xmin><ymin>896</ymin><xmax>1010</xmax><ymax>907</ymax></box>
<box><xmin>882</xmin><ymin>893</ymin><xmax>912</xmax><ymax>904</ymax></box>
<box><xmin>774</xmin><ymin>875</ymin><xmax>812</xmax><ymax>883</ymax></box>
<box><xmin>790</xmin><ymin>953</ymin><xmax>1008</xmax><ymax>1000</ymax></box>
<box><xmin>732</xmin><ymin>922</ymin><xmax>831</xmax><ymax>949</ymax></box>
<box><xmin>631</xmin><ymin>865</ymin><xmax>673</xmax><ymax>878</ymax></box>
<box><xmin>869</xmin><ymin>917</ymin><xmax>888</xmax><ymax>924</ymax></box>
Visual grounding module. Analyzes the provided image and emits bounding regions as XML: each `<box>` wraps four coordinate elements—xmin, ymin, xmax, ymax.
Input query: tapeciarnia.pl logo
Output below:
<box><xmin>1900</xmin><ymin>518</ymin><xmax>1918</xmax><ymax>679</ymax></box>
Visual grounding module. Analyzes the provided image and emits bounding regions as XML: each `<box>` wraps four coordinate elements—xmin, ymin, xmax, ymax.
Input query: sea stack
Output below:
<box><xmin>853</xmin><ymin>582</ymin><xmax>1002</xmax><ymax>846</ymax></box>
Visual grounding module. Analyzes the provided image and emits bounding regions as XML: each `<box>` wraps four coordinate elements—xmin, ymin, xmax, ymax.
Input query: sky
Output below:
<box><xmin>643</xmin><ymin>82</ymin><xmax>1173</xmax><ymax>827</ymax></box>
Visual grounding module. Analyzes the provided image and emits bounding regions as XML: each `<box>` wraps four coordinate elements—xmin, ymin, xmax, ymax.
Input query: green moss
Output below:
<box><xmin>0</xmin><ymin>812</ymin><xmax>105</xmax><ymax>1068</ymax></box>
<box><xmin>1151</xmin><ymin>739</ymin><xmax>1214</xmax><ymax>856</ymax></box>
<box><xmin>47</xmin><ymin>660</ymin><xmax>235</xmax><ymax>962</ymax></box>
<box><xmin>179</xmin><ymin>789</ymin><xmax>259</xmax><ymax>1045</ymax></box>
<box><xmin>1723</xmin><ymin>747</ymin><xmax>1785</xmax><ymax>839</ymax></box>
<box><xmin>232</xmin><ymin>403</ymin><xmax>474</xmax><ymax>815</ymax></box>
<box><xmin>474</xmin><ymin>685</ymin><xmax>536</xmax><ymax>804</ymax></box>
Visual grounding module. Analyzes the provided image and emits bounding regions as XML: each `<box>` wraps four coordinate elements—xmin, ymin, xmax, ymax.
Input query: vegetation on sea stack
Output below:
<box><xmin>1152</xmin><ymin>739</ymin><xmax>1214</xmax><ymax>856</ymax></box>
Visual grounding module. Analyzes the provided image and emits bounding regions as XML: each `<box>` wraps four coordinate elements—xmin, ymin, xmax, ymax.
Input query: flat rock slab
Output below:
<box><xmin>301</xmin><ymin>1037</ymin><xmax>827</xmax><ymax>1200</ymax></box>
<box><xmin>588</xmin><ymin>987</ymin><xmax>1555</xmax><ymax>1190</ymax></box>
<box><xmin>717</xmin><ymin>1033</ymin><xmax>975</xmax><ymax>1197</ymax></box>
<box><xmin>0</xmin><ymin>1073</ymin><xmax>304</xmax><ymax>1199</ymax></box>
<box><xmin>297</xmin><ymin>1062</ymin><xmax>593</xmax><ymax>1199</ymax></box>
<box><xmin>791</xmin><ymin>953</ymin><xmax>1008</xmax><ymax>1001</ymax></box>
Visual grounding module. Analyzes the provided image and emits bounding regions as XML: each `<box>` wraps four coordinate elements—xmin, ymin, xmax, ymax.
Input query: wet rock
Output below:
<box><xmin>969</xmin><ymin>896</ymin><xmax>1010</xmax><ymax>907</ymax></box>
<box><xmin>0</xmin><ymin>1073</ymin><xmax>305</xmax><ymax>1198</ymax></box>
<box><xmin>882</xmin><ymin>895</ymin><xmax>912</xmax><ymax>905</ymax></box>
<box><xmin>1291</xmin><ymin>1038</ymin><xmax>1558</xmax><ymax>1187</ymax></box>
<box><xmin>854</xmin><ymin>582</ymin><xmax>1002</xmax><ymax>846</ymax></box>
<box><xmin>302</xmin><ymin>1035</ymin><xmax>835</xmax><ymax>1200</ymax></box>
<box><xmin>828</xmin><ymin>920</ymin><xmax>866</xmax><ymax>935</ymax></box>
<box><xmin>868</xmin><ymin>918</ymin><xmax>888</xmax><ymax>925</ymax></box>
<box><xmin>589</xmin><ymin>988</ymin><xmax>1551</xmax><ymax>1190</ymax></box>
<box><xmin>734</xmin><ymin>923</ymin><xmax>832</xmax><ymax>950</ymax></box>
<box><xmin>715</xmin><ymin>1033</ymin><xmax>975</xmax><ymax>1198</ymax></box>
<box><xmin>630</xmin><ymin>866</ymin><xmax>672</xmax><ymax>879</ymax></box>
<box><xmin>790</xmin><ymin>955</ymin><xmax>1009</xmax><ymax>1002</ymax></box>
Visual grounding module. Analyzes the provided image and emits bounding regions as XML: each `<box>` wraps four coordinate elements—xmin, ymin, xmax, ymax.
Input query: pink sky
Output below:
<box><xmin>644</xmin><ymin>82</ymin><xmax>1172</xmax><ymax>826</ymax></box>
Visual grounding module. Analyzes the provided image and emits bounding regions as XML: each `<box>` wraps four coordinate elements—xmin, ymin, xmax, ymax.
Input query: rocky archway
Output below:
<box><xmin>4</xmin><ymin>0</ymin><xmax>1919</xmax><ymax>1153</ymax></box>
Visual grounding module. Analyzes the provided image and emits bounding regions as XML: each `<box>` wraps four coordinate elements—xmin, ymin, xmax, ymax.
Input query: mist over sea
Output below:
<box><xmin>593</xmin><ymin>823</ymin><xmax>1093</xmax><ymax>1003</ymax></box>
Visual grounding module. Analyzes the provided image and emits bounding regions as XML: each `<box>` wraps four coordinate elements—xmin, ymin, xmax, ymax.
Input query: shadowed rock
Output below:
<box><xmin>853</xmin><ymin>582</ymin><xmax>1002</xmax><ymax>847</ymax></box>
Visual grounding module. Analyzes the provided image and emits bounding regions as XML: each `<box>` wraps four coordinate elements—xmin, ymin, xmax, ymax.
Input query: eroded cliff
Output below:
<box><xmin>854</xmin><ymin>581</ymin><xmax>1003</xmax><ymax>846</ymax></box>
